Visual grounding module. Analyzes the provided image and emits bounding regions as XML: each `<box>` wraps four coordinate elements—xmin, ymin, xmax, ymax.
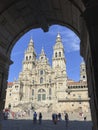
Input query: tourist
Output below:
<box><xmin>58</xmin><ymin>113</ymin><xmax>62</xmax><ymax>120</ymax></box>
<box><xmin>39</xmin><ymin>112</ymin><xmax>42</xmax><ymax>124</ymax></box>
<box><xmin>84</xmin><ymin>116</ymin><xmax>87</xmax><ymax>121</ymax></box>
<box><xmin>52</xmin><ymin>113</ymin><xmax>58</xmax><ymax>124</ymax></box>
<box><xmin>33</xmin><ymin>111</ymin><xmax>37</xmax><ymax>123</ymax></box>
<box><xmin>65</xmin><ymin>112</ymin><xmax>69</xmax><ymax>127</ymax></box>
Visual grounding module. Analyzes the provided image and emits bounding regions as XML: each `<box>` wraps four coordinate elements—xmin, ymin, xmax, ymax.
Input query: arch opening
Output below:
<box><xmin>5</xmin><ymin>25</ymin><xmax>91</xmax><ymax>123</ymax></box>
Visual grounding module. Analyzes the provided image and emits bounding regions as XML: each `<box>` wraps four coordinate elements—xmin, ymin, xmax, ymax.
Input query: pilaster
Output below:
<box><xmin>82</xmin><ymin>1</ymin><xmax>98</xmax><ymax>130</ymax></box>
<box><xmin>0</xmin><ymin>52</ymin><xmax>12</xmax><ymax>111</ymax></box>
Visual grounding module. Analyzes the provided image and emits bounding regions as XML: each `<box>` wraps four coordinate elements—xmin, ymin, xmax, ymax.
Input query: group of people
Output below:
<box><xmin>33</xmin><ymin>112</ymin><xmax>42</xmax><ymax>124</ymax></box>
<box><xmin>33</xmin><ymin>111</ymin><xmax>69</xmax><ymax>126</ymax></box>
<box><xmin>52</xmin><ymin>112</ymin><xmax>69</xmax><ymax>126</ymax></box>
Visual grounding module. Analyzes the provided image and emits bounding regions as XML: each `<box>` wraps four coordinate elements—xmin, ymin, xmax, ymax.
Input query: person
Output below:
<box><xmin>52</xmin><ymin>113</ymin><xmax>58</xmax><ymax>124</ymax></box>
<box><xmin>33</xmin><ymin>111</ymin><xmax>37</xmax><ymax>123</ymax></box>
<box><xmin>39</xmin><ymin>112</ymin><xmax>42</xmax><ymax>124</ymax></box>
<box><xmin>65</xmin><ymin>112</ymin><xmax>69</xmax><ymax>127</ymax></box>
<box><xmin>84</xmin><ymin>116</ymin><xmax>87</xmax><ymax>121</ymax></box>
<box><xmin>58</xmin><ymin>113</ymin><xmax>62</xmax><ymax>120</ymax></box>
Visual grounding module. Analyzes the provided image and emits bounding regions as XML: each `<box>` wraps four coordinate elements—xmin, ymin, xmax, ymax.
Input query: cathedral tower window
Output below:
<box><xmin>29</xmin><ymin>56</ymin><xmax>31</xmax><ymax>60</ymax></box>
<box><xmin>55</xmin><ymin>52</ymin><xmax>57</xmax><ymax>57</ymax></box>
<box><xmin>40</xmin><ymin>77</ymin><xmax>43</xmax><ymax>83</ymax></box>
<box><xmin>41</xmin><ymin>56</ymin><xmax>43</xmax><ymax>59</ymax></box>
<box><xmin>83</xmin><ymin>75</ymin><xmax>85</xmax><ymax>79</ymax></box>
<box><xmin>26</xmin><ymin>56</ymin><xmax>28</xmax><ymax>60</ymax></box>
<box><xmin>59</xmin><ymin>52</ymin><xmax>61</xmax><ymax>57</ymax></box>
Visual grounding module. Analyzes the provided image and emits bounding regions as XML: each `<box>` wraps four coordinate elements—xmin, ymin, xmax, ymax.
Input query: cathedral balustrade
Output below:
<box><xmin>58</xmin><ymin>97</ymin><xmax>90</xmax><ymax>102</ymax></box>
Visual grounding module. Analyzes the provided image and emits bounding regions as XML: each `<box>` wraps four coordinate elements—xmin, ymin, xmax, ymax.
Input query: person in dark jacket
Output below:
<box><xmin>39</xmin><ymin>112</ymin><xmax>42</xmax><ymax>124</ymax></box>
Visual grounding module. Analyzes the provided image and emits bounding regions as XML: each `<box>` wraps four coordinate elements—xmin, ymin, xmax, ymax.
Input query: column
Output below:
<box><xmin>82</xmin><ymin>1</ymin><xmax>98</xmax><ymax>130</ymax></box>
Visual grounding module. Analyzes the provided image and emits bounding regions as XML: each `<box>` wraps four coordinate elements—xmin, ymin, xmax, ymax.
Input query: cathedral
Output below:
<box><xmin>5</xmin><ymin>33</ymin><xmax>90</xmax><ymax>113</ymax></box>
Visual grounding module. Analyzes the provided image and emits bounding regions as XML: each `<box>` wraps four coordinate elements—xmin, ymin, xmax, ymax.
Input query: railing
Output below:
<box><xmin>58</xmin><ymin>97</ymin><xmax>90</xmax><ymax>102</ymax></box>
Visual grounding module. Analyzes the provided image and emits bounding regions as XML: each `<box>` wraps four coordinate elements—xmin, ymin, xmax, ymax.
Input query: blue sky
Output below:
<box><xmin>8</xmin><ymin>25</ymin><xmax>82</xmax><ymax>82</ymax></box>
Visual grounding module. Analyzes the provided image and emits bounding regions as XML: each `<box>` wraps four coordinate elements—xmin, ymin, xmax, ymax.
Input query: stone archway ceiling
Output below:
<box><xmin>0</xmin><ymin>0</ymin><xmax>85</xmax><ymax>56</ymax></box>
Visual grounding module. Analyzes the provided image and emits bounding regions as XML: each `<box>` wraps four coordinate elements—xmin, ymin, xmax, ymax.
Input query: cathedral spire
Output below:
<box><xmin>53</xmin><ymin>32</ymin><xmax>64</xmax><ymax>50</ymax></box>
<box><xmin>28</xmin><ymin>36</ymin><xmax>34</xmax><ymax>47</ymax></box>
<box><xmin>39</xmin><ymin>48</ymin><xmax>49</xmax><ymax>64</ymax></box>
<box><xmin>56</xmin><ymin>32</ymin><xmax>61</xmax><ymax>42</ymax></box>
<box><xmin>40</xmin><ymin>47</ymin><xmax>45</xmax><ymax>56</ymax></box>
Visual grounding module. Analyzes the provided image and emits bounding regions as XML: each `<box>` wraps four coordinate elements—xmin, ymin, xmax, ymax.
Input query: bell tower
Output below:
<box><xmin>52</xmin><ymin>32</ymin><xmax>67</xmax><ymax>75</ymax></box>
<box><xmin>80</xmin><ymin>60</ymin><xmax>87</xmax><ymax>81</ymax></box>
<box><xmin>22</xmin><ymin>37</ymin><xmax>36</xmax><ymax>71</ymax></box>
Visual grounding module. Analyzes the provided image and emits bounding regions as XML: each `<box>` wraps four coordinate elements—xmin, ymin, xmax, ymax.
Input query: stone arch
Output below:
<box><xmin>0</xmin><ymin>1</ymin><xmax>98</xmax><ymax>130</ymax></box>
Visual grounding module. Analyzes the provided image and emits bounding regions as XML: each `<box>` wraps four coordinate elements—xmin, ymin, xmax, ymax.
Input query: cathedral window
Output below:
<box><xmin>38</xmin><ymin>89</ymin><xmax>46</xmax><ymax>101</ymax></box>
<box><xmin>32</xmin><ymin>89</ymin><xmax>34</xmax><ymax>96</ymax></box>
<box><xmin>78</xmin><ymin>95</ymin><xmax>81</xmax><ymax>100</ymax></box>
<box><xmin>59</xmin><ymin>52</ymin><xmax>61</xmax><ymax>57</ymax></box>
<box><xmin>15</xmin><ymin>86</ymin><xmax>18</xmax><ymax>90</ymax></box>
<box><xmin>83</xmin><ymin>75</ymin><xmax>85</xmax><ymax>79</ymax></box>
<box><xmin>40</xmin><ymin>70</ymin><xmax>43</xmax><ymax>75</ymax></box>
<box><xmin>38</xmin><ymin>94</ymin><xmax>41</xmax><ymax>101</ymax></box>
<box><xmin>32</xmin><ymin>80</ymin><xmax>34</xmax><ymax>85</ymax></box>
<box><xmin>49</xmin><ymin>79</ymin><xmax>51</xmax><ymax>83</ymax></box>
<box><xmin>42</xmin><ymin>94</ymin><xmax>46</xmax><ymax>100</ymax></box>
<box><xmin>55</xmin><ymin>52</ymin><xmax>57</xmax><ymax>57</ymax></box>
<box><xmin>41</xmin><ymin>57</ymin><xmax>43</xmax><ymax>59</ymax></box>
<box><xmin>29</xmin><ymin>56</ymin><xmax>31</xmax><ymax>60</ymax></box>
<box><xmin>40</xmin><ymin>77</ymin><xmax>43</xmax><ymax>83</ymax></box>
<box><xmin>26</xmin><ymin>56</ymin><xmax>28</xmax><ymax>60</ymax></box>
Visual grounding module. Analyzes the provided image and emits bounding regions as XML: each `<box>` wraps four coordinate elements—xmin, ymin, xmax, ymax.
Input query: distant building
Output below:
<box><xmin>5</xmin><ymin>33</ymin><xmax>90</xmax><ymax>113</ymax></box>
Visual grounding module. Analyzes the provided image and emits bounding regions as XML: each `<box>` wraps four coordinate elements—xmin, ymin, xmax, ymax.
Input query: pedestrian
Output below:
<box><xmin>39</xmin><ymin>112</ymin><xmax>42</xmax><ymax>124</ymax></box>
<box><xmin>52</xmin><ymin>113</ymin><xmax>58</xmax><ymax>124</ymax></box>
<box><xmin>65</xmin><ymin>112</ymin><xmax>69</xmax><ymax>127</ymax></box>
<box><xmin>58</xmin><ymin>113</ymin><xmax>62</xmax><ymax>120</ymax></box>
<box><xmin>33</xmin><ymin>111</ymin><xmax>37</xmax><ymax>124</ymax></box>
<box><xmin>84</xmin><ymin>116</ymin><xmax>87</xmax><ymax>121</ymax></box>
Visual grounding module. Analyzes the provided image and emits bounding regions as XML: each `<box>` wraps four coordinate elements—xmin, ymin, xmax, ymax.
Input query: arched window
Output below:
<box><xmin>55</xmin><ymin>52</ymin><xmax>57</xmax><ymax>57</ymax></box>
<box><xmin>83</xmin><ymin>75</ymin><xmax>85</xmax><ymax>79</ymax></box>
<box><xmin>26</xmin><ymin>56</ymin><xmax>28</xmax><ymax>60</ymax></box>
<box><xmin>38</xmin><ymin>89</ymin><xmax>46</xmax><ymax>101</ymax></box>
<box><xmin>29</xmin><ymin>56</ymin><xmax>31</xmax><ymax>60</ymax></box>
<box><xmin>40</xmin><ymin>70</ymin><xmax>43</xmax><ymax>75</ymax></box>
<box><xmin>40</xmin><ymin>77</ymin><xmax>43</xmax><ymax>83</ymax></box>
<box><xmin>59</xmin><ymin>52</ymin><xmax>61</xmax><ymax>57</ymax></box>
<box><xmin>8</xmin><ymin>104</ymin><xmax>11</xmax><ymax>109</ymax></box>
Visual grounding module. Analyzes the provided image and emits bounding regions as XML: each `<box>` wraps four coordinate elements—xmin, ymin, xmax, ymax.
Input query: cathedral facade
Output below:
<box><xmin>5</xmin><ymin>33</ymin><xmax>90</xmax><ymax>113</ymax></box>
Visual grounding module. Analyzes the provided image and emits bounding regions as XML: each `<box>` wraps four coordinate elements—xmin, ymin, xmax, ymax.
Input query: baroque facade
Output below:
<box><xmin>5</xmin><ymin>33</ymin><xmax>90</xmax><ymax>113</ymax></box>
